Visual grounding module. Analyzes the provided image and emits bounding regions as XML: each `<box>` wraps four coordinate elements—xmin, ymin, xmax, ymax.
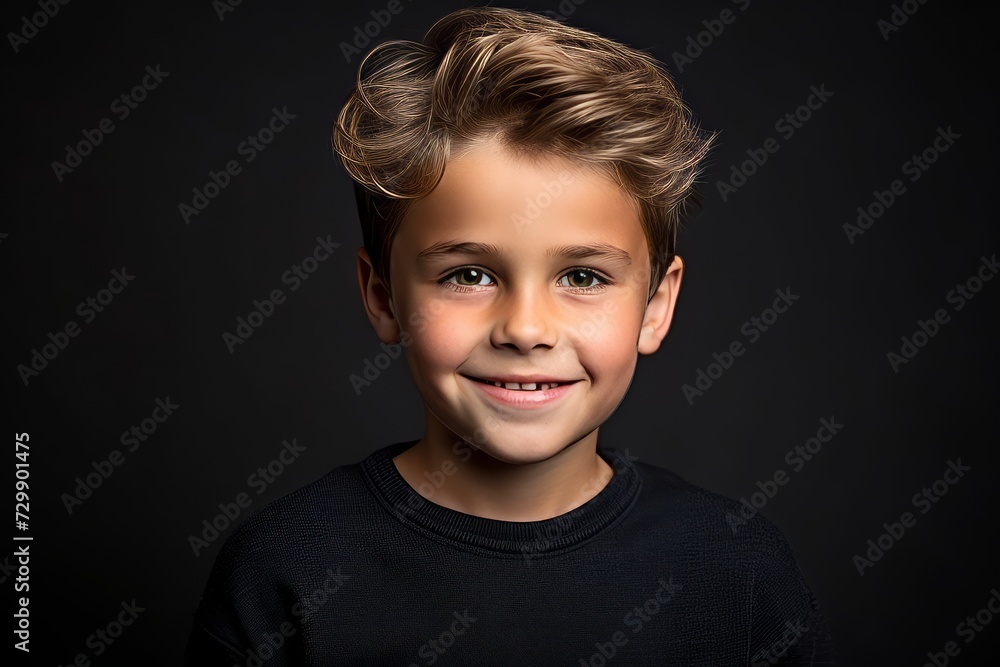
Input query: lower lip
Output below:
<box><xmin>466</xmin><ymin>377</ymin><xmax>577</xmax><ymax>408</ymax></box>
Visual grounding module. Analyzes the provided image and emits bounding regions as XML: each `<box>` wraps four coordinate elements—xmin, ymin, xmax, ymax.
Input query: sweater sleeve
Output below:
<box><xmin>747</xmin><ymin>516</ymin><xmax>837</xmax><ymax>666</ymax></box>
<box><xmin>183</xmin><ymin>514</ymin><xmax>294</xmax><ymax>667</ymax></box>
<box><xmin>184</xmin><ymin>620</ymin><xmax>246</xmax><ymax>666</ymax></box>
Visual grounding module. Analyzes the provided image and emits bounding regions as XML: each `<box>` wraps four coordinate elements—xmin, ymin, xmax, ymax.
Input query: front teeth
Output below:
<box><xmin>483</xmin><ymin>379</ymin><xmax>561</xmax><ymax>391</ymax></box>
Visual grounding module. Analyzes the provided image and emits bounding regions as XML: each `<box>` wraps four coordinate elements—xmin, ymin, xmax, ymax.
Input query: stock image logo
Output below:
<box><xmin>851</xmin><ymin>459</ymin><xmax>971</xmax><ymax>577</ymax></box>
<box><xmin>221</xmin><ymin>236</ymin><xmax>340</xmax><ymax>353</ymax></box>
<box><xmin>8</xmin><ymin>0</ymin><xmax>73</xmax><ymax>54</ymax></box>
<box><xmin>715</xmin><ymin>84</ymin><xmax>833</xmax><ymax>202</ymax></box>
<box><xmin>50</xmin><ymin>66</ymin><xmax>170</xmax><ymax>182</ymax></box>
<box><xmin>61</xmin><ymin>396</ymin><xmax>179</xmax><ymax>515</ymax></box>
<box><xmin>670</xmin><ymin>0</ymin><xmax>751</xmax><ymax>73</ymax></box>
<box><xmin>885</xmin><ymin>254</ymin><xmax>996</xmax><ymax>373</ymax></box>
<box><xmin>844</xmin><ymin>126</ymin><xmax>960</xmax><ymax>244</ymax></box>
<box><xmin>179</xmin><ymin>107</ymin><xmax>297</xmax><ymax>225</ymax></box>
<box><xmin>17</xmin><ymin>268</ymin><xmax>136</xmax><ymax>386</ymax></box>
<box><xmin>726</xmin><ymin>417</ymin><xmax>844</xmax><ymax>533</ymax></box>
<box><xmin>188</xmin><ymin>438</ymin><xmax>307</xmax><ymax>557</ymax></box>
<box><xmin>681</xmin><ymin>287</ymin><xmax>800</xmax><ymax>405</ymax></box>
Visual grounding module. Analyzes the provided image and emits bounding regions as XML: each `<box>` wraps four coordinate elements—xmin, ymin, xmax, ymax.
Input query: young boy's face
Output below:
<box><xmin>358</xmin><ymin>138</ymin><xmax>682</xmax><ymax>465</ymax></box>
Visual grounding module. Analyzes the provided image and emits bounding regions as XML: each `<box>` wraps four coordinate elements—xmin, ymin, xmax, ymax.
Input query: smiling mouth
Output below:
<box><xmin>465</xmin><ymin>376</ymin><xmax>577</xmax><ymax>392</ymax></box>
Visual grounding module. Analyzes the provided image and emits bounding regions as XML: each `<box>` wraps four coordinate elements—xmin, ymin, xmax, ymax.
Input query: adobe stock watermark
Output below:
<box><xmin>17</xmin><ymin>267</ymin><xmax>136</xmax><ymax>386</ymax></box>
<box><xmin>395</xmin><ymin>412</ymin><xmax>568</xmax><ymax>521</ymax></box>
<box><xmin>407</xmin><ymin>609</ymin><xmax>478</xmax><ymax>667</ymax></box>
<box><xmin>396</xmin><ymin>439</ymin><xmax>477</xmax><ymax>519</ymax></box>
<box><xmin>751</xmin><ymin>617</ymin><xmax>808</xmax><ymax>666</ymax></box>
<box><xmin>55</xmin><ymin>599</ymin><xmax>144</xmax><ymax>666</ymax></box>
<box><xmin>238</xmin><ymin>566</ymin><xmax>351</xmax><ymax>667</ymax></box>
<box><xmin>521</xmin><ymin>449</ymin><xmax>640</xmax><ymax>565</ymax></box>
<box><xmin>12</xmin><ymin>546</ymin><xmax>29</xmax><ymax>652</ymax></box>
<box><xmin>179</xmin><ymin>106</ymin><xmax>297</xmax><ymax>224</ymax></box>
<box><xmin>396</xmin><ymin>417</ymin><xmax>516</xmax><ymax>519</ymax></box>
<box><xmin>541</xmin><ymin>0</ymin><xmax>588</xmax><ymax>23</ymax></box>
<box><xmin>7</xmin><ymin>0</ymin><xmax>72</xmax><ymax>54</ymax></box>
<box><xmin>213</xmin><ymin>0</ymin><xmax>246</xmax><ymax>21</ymax></box>
<box><xmin>843</xmin><ymin>125</ymin><xmax>960</xmax><ymax>244</ymax></box>
<box><xmin>579</xmin><ymin>576</ymin><xmax>682</xmax><ymax>666</ymax></box>
<box><xmin>349</xmin><ymin>291</ymin><xmax>620</xmax><ymax>395</ymax></box>
<box><xmin>886</xmin><ymin>253</ymin><xmax>997</xmax><ymax>373</ymax></box>
<box><xmin>681</xmin><ymin>287</ymin><xmax>800</xmax><ymax>405</ymax></box>
<box><xmin>726</xmin><ymin>416</ymin><xmax>844</xmax><ymax>534</ymax></box>
<box><xmin>340</xmin><ymin>0</ymin><xmax>414</xmax><ymax>63</ymax></box>
<box><xmin>61</xmin><ymin>396</ymin><xmax>180</xmax><ymax>515</ymax></box>
<box><xmin>877</xmin><ymin>0</ymin><xmax>930</xmax><ymax>41</ymax></box>
<box><xmin>511</xmin><ymin>169</ymin><xmax>575</xmax><ymax>233</ymax></box>
<box><xmin>670</xmin><ymin>0</ymin><xmax>751</xmax><ymax>73</ymax></box>
<box><xmin>222</xmin><ymin>235</ymin><xmax>340</xmax><ymax>353</ymax></box>
<box><xmin>187</xmin><ymin>438</ymin><xmax>307</xmax><ymax>557</ymax></box>
<box><xmin>0</xmin><ymin>553</ymin><xmax>17</xmax><ymax>585</ymax></box>
<box><xmin>715</xmin><ymin>84</ymin><xmax>833</xmax><ymax>202</ymax></box>
<box><xmin>852</xmin><ymin>458</ymin><xmax>971</xmax><ymax>577</ymax></box>
<box><xmin>922</xmin><ymin>586</ymin><xmax>1000</xmax><ymax>667</ymax></box>
<box><xmin>51</xmin><ymin>65</ymin><xmax>170</xmax><ymax>182</ymax></box>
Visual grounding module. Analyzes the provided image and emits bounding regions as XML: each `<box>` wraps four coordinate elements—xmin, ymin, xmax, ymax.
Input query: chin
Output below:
<box><xmin>470</xmin><ymin>434</ymin><xmax>572</xmax><ymax>466</ymax></box>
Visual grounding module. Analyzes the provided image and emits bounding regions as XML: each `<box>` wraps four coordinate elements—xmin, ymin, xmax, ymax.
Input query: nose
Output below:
<box><xmin>490</xmin><ymin>283</ymin><xmax>559</xmax><ymax>352</ymax></box>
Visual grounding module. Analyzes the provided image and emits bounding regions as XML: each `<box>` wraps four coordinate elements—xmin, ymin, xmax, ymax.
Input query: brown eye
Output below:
<box><xmin>565</xmin><ymin>269</ymin><xmax>596</xmax><ymax>288</ymax></box>
<box><xmin>454</xmin><ymin>268</ymin><xmax>488</xmax><ymax>286</ymax></box>
<box><xmin>556</xmin><ymin>268</ymin><xmax>610</xmax><ymax>293</ymax></box>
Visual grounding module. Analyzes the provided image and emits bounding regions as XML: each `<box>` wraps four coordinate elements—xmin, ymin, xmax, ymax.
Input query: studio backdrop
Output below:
<box><xmin>4</xmin><ymin>0</ymin><xmax>999</xmax><ymax>664</ymax></box>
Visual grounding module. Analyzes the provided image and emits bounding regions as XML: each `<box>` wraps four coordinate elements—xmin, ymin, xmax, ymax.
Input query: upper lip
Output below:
<box><xmin>463</xmin><ymin>374</ymin><xmax>580</xmax><ymax>385</ymax></box>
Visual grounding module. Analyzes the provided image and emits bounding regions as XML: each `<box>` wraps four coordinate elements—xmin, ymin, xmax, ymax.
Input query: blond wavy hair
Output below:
<box><xmin>332</xmin><ymin>6</ymin><xmax>713</xmax><ymax>302</ymax></box>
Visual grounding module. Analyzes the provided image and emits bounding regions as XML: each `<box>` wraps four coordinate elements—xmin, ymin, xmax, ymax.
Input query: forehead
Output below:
<box><xmin>395</xmin><ymin>141</ymin><xmax>645</xmax><ymax>256</ymax></box>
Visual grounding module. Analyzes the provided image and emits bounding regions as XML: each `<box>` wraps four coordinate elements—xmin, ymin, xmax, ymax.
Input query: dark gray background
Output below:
<box><xmin>4</xmin><ymin>0</ymin><xmax>998</xmax><ymax>664</ymax></box>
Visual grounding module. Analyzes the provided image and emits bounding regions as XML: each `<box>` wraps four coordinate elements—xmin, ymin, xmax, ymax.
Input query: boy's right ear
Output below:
<box><xmin>356</xmin><ymin>246</ymin><xmax>400</xmax><ymax>344</ymax></box>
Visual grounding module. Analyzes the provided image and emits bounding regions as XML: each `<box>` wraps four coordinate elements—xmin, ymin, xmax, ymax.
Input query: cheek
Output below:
<box><xmin>396</xmin><ymin>288</ymin><xmax>445</xmax><ymax>339</ymax></box>
<box><xmin>588</xmin><ymin>329</ymin><xmax>639</xmax><ymax>378</ymax></box>
<box><xmin>398</xmin><ymin>297</ymin><xmax>471</xmax><ymax>369</ymax></box>
<box><xmin>571</xmin><ymin>306</ymin><xmax>643</xmax><ymax>378</ymax></box>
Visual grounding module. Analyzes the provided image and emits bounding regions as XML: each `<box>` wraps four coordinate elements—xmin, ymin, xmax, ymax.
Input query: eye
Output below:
<box><xmin>557</xmin><ymin>268</ymin><xmax>610</xmax><ymax>293</ymax></box>
<box><xmin>438</xmin><ymin>267</ymin><xmax>611</xmax><ymax>293</ymax></box>
<box><xmin>441</xmin><ymin>267</ymin><xmax>494</xmax><ymax>291</ymax></box>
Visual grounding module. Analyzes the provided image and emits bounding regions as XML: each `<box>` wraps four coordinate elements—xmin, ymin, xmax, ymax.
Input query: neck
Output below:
<box><xmin>392</xmin><ymin>420</ymin><xmax>614</xmax><ymax>522</ymax></box>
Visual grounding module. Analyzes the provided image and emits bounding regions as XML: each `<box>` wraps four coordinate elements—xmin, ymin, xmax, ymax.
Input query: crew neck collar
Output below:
<box><xmin>360</xmin><ymin>440</ymin><xmax>642</xmax><ymax>557</ymax></box>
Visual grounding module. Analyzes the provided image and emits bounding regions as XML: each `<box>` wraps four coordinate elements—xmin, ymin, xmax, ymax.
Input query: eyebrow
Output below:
<box><xmin>416</xmin><ymin>240</ymin><xmax>632</xmax><ymax>266</ymax></box>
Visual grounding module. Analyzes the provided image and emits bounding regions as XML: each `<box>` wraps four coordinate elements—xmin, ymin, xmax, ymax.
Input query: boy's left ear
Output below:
<box><xmin>637</xmin><ymin>255</ymin><xmax>683</xmax><ymax>355</ymax></box>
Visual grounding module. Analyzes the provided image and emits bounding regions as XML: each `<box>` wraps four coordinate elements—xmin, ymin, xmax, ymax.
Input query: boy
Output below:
<box><xmin>187</xmin><ymin>7</ymin><xmax>835</xmax><ymax>665</ymax></box>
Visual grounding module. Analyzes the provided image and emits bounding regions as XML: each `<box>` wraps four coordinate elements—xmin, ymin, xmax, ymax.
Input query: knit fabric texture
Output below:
<box><xmin>186</xmin><ymin>440</ymin><xmax>836</xmax><ymax>666</ymax></box>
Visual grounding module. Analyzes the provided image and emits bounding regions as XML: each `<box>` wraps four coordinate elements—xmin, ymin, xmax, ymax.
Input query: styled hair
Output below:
<box><xmin>332</xmin><ymin>6</ymin><xmax>712</xmax><ymax>302</ymax></box>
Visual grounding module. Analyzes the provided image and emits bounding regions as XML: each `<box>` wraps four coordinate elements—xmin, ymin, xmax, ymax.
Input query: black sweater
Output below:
<box><xmin>185</xmin><ymin>440</ymin><xmax>836</xmax><ymax>665</ymax></box>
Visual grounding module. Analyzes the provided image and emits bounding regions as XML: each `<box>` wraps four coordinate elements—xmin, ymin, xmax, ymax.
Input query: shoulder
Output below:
<box><xmin>628</xmin><ymin>458</ymin><xmax>835</xmax><ymax>660</ymax></box>
<box><xmin>627</xmin><ymin>456</ymin><xmax>809</xmax><ymax>570</ymax></box>
<box><xmin>628</xmin><ymin>458</ymin><xmax>758</xmax><ymax>533</ymax></box>
<box><xmin>234</xmin><ymin>461</ymin><xmax>363</xmax><ymax>536</ymax></box>
<box><xmin>190</xmin><ymin>461</ymin><xmax>370</xmax><ymax>645</ymax></box>
<box><xmin>207</xmin><ymin>461</ymin><xmax>366</xmax><ymax>581</ymax></box>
